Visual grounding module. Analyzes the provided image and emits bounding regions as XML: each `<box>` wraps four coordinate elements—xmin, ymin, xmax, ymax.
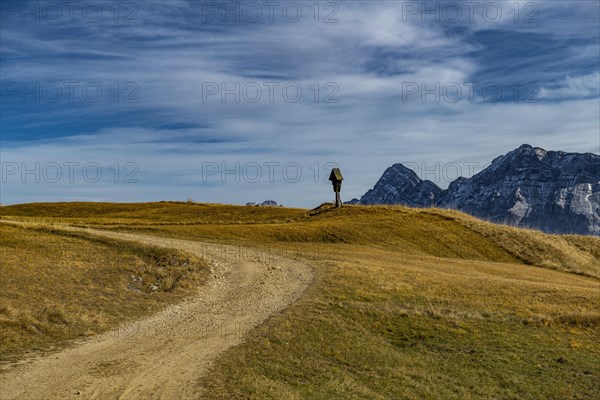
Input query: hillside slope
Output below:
<box><xmin>0</xmin><ymin>225</ymin><xmax>312</xmax><ymax>399</ymax></box>
<box><xmin>4</xmin><ymin>201</ymin><xmax>596</xmax><ymax>278</ymax></box>
<box><xmin>1</xmin><ymin>202</ymin><xmax>599</xmax><ymax>398</ymax></box>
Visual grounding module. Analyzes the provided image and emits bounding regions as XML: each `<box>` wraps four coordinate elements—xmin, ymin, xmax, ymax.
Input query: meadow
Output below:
<box><xmin>0</xmin><ymin>221</ymin><xmax>208</xmax><ymax>363</ymax></box>
<box><xmin>1</xmin><ymin>202</ymin><xmax>598</xmax><ymax>398</ymax></box>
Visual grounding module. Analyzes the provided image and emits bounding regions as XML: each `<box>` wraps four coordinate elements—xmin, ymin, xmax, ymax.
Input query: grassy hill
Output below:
<box><xmin>3</xmin><ymin>202</ymin><xmax>598</xmax><ymax>278</ymax></box>
<box><xmin>1</xmin><ymin>202</ymin><xmax>599</xmax><ymax>398</ymax></box>
<box><xmin>0</xmin><ymin>223</ymin><xmax>208</xmax><ymax>362</ymax></box>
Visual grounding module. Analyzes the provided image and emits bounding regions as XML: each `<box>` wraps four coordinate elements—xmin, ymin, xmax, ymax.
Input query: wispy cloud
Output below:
<box><xmin>1</xmin><ymin>0</ymin><xmax>598</xmax><ymax>205</ymax></box>
<box><xmin>540</xmin><ymin>72</ymin><xmax>600</xmax><ymax>100</ymax></box>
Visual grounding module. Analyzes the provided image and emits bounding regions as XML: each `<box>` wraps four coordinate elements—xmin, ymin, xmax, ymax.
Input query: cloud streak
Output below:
<box><xmin>1</xmin><ymin>1</ymin><xmax>598</xmax><ymax>206</ymax></box>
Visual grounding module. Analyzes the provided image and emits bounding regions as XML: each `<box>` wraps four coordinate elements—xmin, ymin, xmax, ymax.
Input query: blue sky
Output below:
<box><xmin>1</xmin><ymin>0</ymin><xmax>599</xmax><ymax>207</ymax></box>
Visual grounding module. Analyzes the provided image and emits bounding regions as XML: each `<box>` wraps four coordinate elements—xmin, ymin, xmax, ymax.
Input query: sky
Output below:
<box><xmin>1</xmin><ymin>0</ymin><xmax>599</xmax><ymax>207</ymax></box>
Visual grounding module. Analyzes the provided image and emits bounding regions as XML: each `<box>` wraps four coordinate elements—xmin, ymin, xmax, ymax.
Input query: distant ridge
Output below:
<box><xmin>356</xmin><ymin>145</ymin><xmax>600</xmax><ymax>235</ymax></box>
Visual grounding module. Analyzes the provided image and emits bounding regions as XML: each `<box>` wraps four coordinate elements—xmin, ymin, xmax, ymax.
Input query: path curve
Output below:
<box><xmin>0</xmin><ymin>225</ymin><xmax>314</xmax><ymax>399</ymax></box>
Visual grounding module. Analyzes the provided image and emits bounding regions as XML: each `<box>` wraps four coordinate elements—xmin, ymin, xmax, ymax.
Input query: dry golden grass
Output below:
<box><xmin>1</xmin><ymin>202</ymin><xmax>599</xmax><ymax>398</ymax></box>
<box><xmin>2</xmin><ymin>201</ymin><xmax>598</xmax><ymax>277</ymax></box>
<box><xmin>421</xmin><ymin>208</ymin><xmax>600</xmax><ymax>278</ymax></box>
<box><xmin>198</xmin><ymin>244</ymin><xmax>600</xmax><ymax>399</ymax></box>
<box><xmin>0</xmin><ymin>223</ymin><xmax>208</xmax><ymax>363</ymax></box>
<box><xmin>0</xmin><ymin>201</ymin><xmax>307</xmax><ymax>226</ymax></box>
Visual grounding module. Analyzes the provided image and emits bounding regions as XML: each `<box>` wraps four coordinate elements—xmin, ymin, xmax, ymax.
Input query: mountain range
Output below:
<box><xmin>350</xmin><ymin>144</ymin><xmax>600</xmax><ymax>235</ymax></box>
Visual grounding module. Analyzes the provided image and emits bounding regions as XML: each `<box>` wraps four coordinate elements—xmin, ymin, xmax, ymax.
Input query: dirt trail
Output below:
<box><xmin>0</xmin><ymin>226</ymin><xmax>313</xmax><ymax>399</ymax></box>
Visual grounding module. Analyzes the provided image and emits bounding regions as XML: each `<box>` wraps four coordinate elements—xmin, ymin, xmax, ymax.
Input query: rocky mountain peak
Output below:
<box><xmin>357</xmin><ymin>145</ymin><xmax>600</xmax><ymax>235</ymax></box>
<box><xmin>359</xmin><ymin>163</ymin><xmax>441</xmax><ymax>207</ymax></box>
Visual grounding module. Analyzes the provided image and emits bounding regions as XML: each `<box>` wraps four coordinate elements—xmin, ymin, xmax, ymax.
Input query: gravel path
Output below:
<box><xmin>0</xmin><ymin>226</ymin><xmax>314</xmax><ymax>399</ymax></box>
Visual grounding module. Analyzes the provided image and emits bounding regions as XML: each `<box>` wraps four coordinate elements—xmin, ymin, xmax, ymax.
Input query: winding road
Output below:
<box><xmin>0</xmin><ymin>226</ymin><xmax>314</xmax><ymax>399</ymax></box>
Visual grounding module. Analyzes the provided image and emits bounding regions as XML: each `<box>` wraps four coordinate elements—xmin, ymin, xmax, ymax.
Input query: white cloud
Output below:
<box><xmin>1</xmin><ymin>1</ymin><xmax>598</xmax><ymax>206</ymax></box>
<box><xmin>539</xmin><ymin>73</ymin><xmax>600</xmax><ymax>100</ymax></box>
